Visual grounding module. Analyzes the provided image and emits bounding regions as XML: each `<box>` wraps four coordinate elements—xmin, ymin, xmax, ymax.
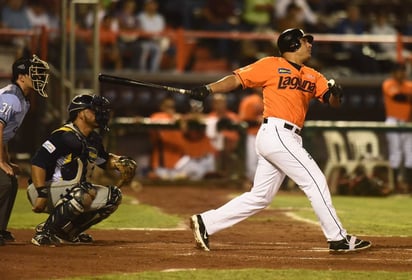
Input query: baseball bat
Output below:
<box><xmin>98</xmin><ymin>73</ymin><xmax>191</xmax><ymax>95</ymax></box>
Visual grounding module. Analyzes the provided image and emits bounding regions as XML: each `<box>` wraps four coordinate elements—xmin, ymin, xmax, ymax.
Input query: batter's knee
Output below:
<box><xmin>246</xmin><ymin>192</ymin><xmax>271</xmax><ymax>208</ymax></box>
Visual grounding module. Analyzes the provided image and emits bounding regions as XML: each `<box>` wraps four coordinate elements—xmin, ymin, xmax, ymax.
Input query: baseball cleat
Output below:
<box><xmin>31</xmin><ymin>231</ymin><xmax>61</xmax><ymax>247</ymax></box>
<box><xmin>190</xmin><ymin>214</ymin><xmax>210</xmax><ymax>251</ymax></box>
<box><xmin>329</xmin><ymin>235</ymin><xmax>371</xmax><ymax>253</ymax></box>
<box><xmin>58</xmin><ymin>232</ymin><xmax>94</xmax><ymax>244</ymax></box>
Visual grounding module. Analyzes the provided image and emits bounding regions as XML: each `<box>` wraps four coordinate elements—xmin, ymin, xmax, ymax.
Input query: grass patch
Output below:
<box><xmin>63</xmin><ymin>269</ymin><xmax>412</xmax><ymax>280</ymax></box>
<box><xmin>269</xmin><ymin>193</ymin><xmax>412</xmax><ymax>236</ymax></box>
<box><xmin>9</xmin><ymin>189</ymin><xmax>181</xmax><ymax>230</ymax></box>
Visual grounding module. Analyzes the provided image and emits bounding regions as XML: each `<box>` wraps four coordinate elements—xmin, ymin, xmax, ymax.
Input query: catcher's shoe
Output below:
<box><xmin>329</xmin><ymin>235</ymin><xmax>371</xmax><ymax>253</ymax></box>
<box><xmin>0</xmin><ymin>235</ymin><xmax>4</xmax><ymax>246</ymax></box>
<box><xmin>0</xmin><ymin>230</ymin><xmax>15</xmax><ymax>242</ymax></box>
<box><xmin>31</xmin><ymin>231</ymin><xmax>61</xmax><ymax>247</ymax></box>
<box><xmin>190</xmin><ymin>214</ymin><xmax>210</xmax><ymax>251</ymax></box>
<box><xmin>56</xmin><ymin>232</ymin><xmax>94</xmax><ymax>244</ymax></box>
<box><xmin>35</xmin><ymin>222</ymin><xmax>45</xmax><ymax>234</ymax></box>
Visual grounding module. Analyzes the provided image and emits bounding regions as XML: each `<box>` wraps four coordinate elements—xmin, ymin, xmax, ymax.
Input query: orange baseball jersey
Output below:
<box><xmin>382</xmin><ymin>78</ymin><xmax>412</xmax><ymax>121</ymax></box>
<box><xmin>150</xmin><ymin>112</ymin><xmax>185</xmax><ymax>169</ymax></box>
<box><xmin>238</xmin><ymin>93</ymin><xmax>264</xmax><ymax>135</ymax></box>
<box><xmin>234</xmin><ymin>57</ymin><xmax>329</xmax><ymax>127</ymax></box>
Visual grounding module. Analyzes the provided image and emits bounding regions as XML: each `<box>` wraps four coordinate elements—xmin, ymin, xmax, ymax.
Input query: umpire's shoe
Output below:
<box><xmin>31</xmin><ymin>231</ymin><xmax>61</xmax><ymax>247</ymax></box>
<box><xmin>190</xmin><ymin>215</ymin><xmax>210</xmax><ymax>251</ymax></box>
<box><xmin>329</xmin><ymin>235</ymin><xmax>371</xmax><ymax>253</ymax></box>
<box><xmin>0</xmin><ymin>230</ymin><xmax>15</xmax><ymax>242</ymax></box>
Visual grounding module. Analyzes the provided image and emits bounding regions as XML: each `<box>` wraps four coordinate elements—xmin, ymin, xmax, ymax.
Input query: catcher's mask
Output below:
<box><xmin>277</xmin><ymin>28</ymin><xmax>313</xmax><ymax>54</ymax></box>
<box><xmin>12</xmin><ymin>54</ymin><xmax>50</xmax><ymax>97</ymax></box>
<box><xmin>68</xmin><ymin>94</ymin><xmax>111</xmax><ymax>131</ymax></box>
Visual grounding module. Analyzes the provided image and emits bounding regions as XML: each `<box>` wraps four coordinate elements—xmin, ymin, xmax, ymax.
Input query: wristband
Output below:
<box><xmin>36</xmin><ymin>186</ymin><xmax>49</xmax><ymax>198</ymax></box>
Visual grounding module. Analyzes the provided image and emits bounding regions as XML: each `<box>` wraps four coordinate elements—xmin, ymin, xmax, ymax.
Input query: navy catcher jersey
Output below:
<box><xmin>31</xmin><ymin>123</ymin><xmax>109</xmax><ymax>183</ymax></box>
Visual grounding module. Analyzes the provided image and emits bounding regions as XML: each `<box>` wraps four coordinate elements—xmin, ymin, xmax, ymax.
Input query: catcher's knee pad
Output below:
<box><xmin>67</xmin><ymin>186</ymin><xmax>122</xmax><ymax>236</ymax></box>
<box><xmin>43</xmin><ymin>182</ymin><xmax>96</xmax><ymax>236</ymax></box>
<box><xmin>101</xmin><ymin>185</ymin><xmax>122</xmax><ymax>217</ymax></box>
<box><xmin>108</xmin><ymin>185</ymin><xmax>122</xmax><ymax>206</ymax></box>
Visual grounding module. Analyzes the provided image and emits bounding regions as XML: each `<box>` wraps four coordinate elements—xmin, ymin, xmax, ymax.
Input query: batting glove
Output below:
<box><xmin>189</xmin><ymin>85</ymin><xmax>211</xmax><ymax>101</ymax></box>
<box><xmin>328</xmin><ymin>79</ymin><xmax>343</xmax><ymax>99</ymax></box>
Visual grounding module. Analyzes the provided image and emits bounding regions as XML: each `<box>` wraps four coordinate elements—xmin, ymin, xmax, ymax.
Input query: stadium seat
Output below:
<box><xmin>345</xmin><ymin>130</ymin><xmax>394</xmax><ymax>190</ymax></box>
<box><xmin>322</xmin><ymin>130</ymin><xmax>357</xmax><ymax>194</ymax></box>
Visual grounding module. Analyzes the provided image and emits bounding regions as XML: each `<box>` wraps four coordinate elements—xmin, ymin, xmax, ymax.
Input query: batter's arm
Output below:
<box><xmin>208</xmin><ymin>74</ymin><xmax>242</xmax><ymax>94</ymax></box>
<box><xmin>189</xmin><ymin>75</ymin><xmax>242</xmax><ymax>101</ymax></box>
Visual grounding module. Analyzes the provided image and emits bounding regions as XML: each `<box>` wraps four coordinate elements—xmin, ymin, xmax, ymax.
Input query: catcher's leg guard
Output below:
<box><xmin>41</xmin><ymin>182</ymin><xmax>96</xmax><ymax>239</ymax></box>
<box><xmin>68</xmin><ymin>186</ymin><xmax>122</xmax><ymax>238</ymax></box>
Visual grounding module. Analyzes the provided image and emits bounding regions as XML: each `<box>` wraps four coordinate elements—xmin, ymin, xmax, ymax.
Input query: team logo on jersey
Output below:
<box><xmin>278</xmin><ymin>68</ymin><xmax>291</xmax><ymax>74</ymax></box>
<box><xmin>278</xmin><ymin>76</ymin><xmax>315</xmax><ymax>93</ymax></box>
<box><xmin>42</xmin><ymin>140</ymin><xmax>56</xmax><ymax>153</ymax></box>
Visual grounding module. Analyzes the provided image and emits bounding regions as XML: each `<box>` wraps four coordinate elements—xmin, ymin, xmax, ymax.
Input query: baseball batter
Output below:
<box><xmin>187</xmin><ymin>28</ymin><xmax>372</xmax><ymax>253</ymax></box>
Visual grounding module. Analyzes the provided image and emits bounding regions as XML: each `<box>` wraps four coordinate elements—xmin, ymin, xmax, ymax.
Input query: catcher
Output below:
<box><xmin>27</xmin><ymin>94</ymin><xmax>136</xmax><ymax>246</ymax></box>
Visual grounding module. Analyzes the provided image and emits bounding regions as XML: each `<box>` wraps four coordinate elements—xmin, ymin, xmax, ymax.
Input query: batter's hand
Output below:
<box><xmin>328</xmin><ymin>79</ymin><xmax>343</xmax><ymax>99</ymax></box>
<box><xmin>189</xmin><ymin>85</ymin><xmax>211</xmax><ymax>101</ymax></box>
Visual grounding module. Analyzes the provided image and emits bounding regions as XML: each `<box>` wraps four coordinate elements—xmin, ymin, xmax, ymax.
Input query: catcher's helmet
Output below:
<box><xmin>12</xmin><ymin>54</ymin><xmax>50</xmax><ymax>97</ymax></box>
<box><xmin>277</xmin><ymin>28</ymin><xmax>314</xmax><ymax>54</ymax></box>
<box><xmin>68</xmin><ymin>94</ymin><xmax>111</xmax><ymax>131</ymax></box>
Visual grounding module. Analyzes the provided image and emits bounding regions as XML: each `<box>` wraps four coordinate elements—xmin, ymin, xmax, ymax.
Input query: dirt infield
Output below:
<box><xmin>2</xmin><ymin>184</ymin><xmax>412</xmax><ymax>279</ymax></box>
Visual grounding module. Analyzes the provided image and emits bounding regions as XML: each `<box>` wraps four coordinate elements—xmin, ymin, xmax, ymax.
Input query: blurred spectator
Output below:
<box><xmin>100</xmin><ymin>14</ymin><xmax>122</xmax><ymax>70</ymax></box>
<box><xmin>1</xmin><ymin>0</ymin><xmax>32</xmax><ymax>58</ymax></box>
<box><xmin>331</xmin><ymin>4</ymin><xmax>380</xmax><ymax>74</ymax></box>
<box><xmin>238</xmin><ymin>91</ymin><xmax>263</xmax><ymax>182</ymax></box>
<box><xmin>196</xmin><ymin>0</ymin><xmax>241</xmax><ymax>65</ymax></box>
<box><xmin>179</xmin><ymin>108</ymin><xmax>216</xmax><ymax>180</ymax></box>
<box><xmin>275</xmin><ymin>0</ymin><xmax>318</xmax><ymax>30</ymax></box>
<box><xmin>369</xmin><ymin>11</ymin><xmax>405</xmax><ymax>68</ymax></box>
<box><xmin>26</xmin><ymin>0</ymin><xmax>51</xmax><ymax>30</ymax></box>
<box><xmin>205</xmin><ymin>93</ymin><xmax>241</xmax><ymax>178</ymax></box>
<box><xmin>117</xmin><ymin>0</ymin><xmax>141</xmax><ymax>69</ymax></box>
<box><xmin>240</xmin><ymin>0</ymin><xmax>274</xmax><ymax>64</ymax></box>
<box><xmin>137</xmin><ymin>0</ymin><xmax>166</xmax><ymax>72</ymax></box>
<box><xmin>382</xmin><ymin>63</ymin><xmax>412</xmax><ymax>193</ymax></box>
<box><xmin>1</xmin><ymin>0</ymin><xmax>31</xmax><ymax>29</ymax></box>
<box><xmin>85</xmin><ymin>0</ymin><xmax>119</xmax><ymax>31</ymax></box>
<box><xmin>276</xmin><ymin>2</ymin><xmax>305</xmax><ymax>32</ymax></box>
<box><xmin>241</xmin><ymin>0</ymin><xmax>274</xmax><ymax>30</ymax></box>
<box><xmin>149</xmin><ymin>97</ymin><xmax>186</xmax><ymax>180</ymax></box>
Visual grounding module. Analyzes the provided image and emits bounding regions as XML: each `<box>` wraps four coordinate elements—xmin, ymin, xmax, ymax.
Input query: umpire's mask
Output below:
<box><xmin>12</xmin><ymin>54</ymin><xmax>50</xmax><ymax>97</ymax></box>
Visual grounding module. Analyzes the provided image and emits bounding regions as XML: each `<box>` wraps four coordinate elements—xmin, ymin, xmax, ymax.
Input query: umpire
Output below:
<box><xmin>0</xmin><ymin>55</ymin><xmax>49</xmax><ymax>245</ymax></box>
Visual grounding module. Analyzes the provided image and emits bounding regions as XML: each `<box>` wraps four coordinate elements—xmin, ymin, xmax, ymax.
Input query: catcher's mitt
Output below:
<box><xmin>110</xmin><ymin>155</ymin><xmax>137</xmax><ymax>187</ymax></box>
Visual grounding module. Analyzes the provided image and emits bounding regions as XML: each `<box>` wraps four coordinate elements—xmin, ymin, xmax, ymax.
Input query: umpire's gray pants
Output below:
<box><xmin>0</xmin><ymin>170</ymin><xmax>18</xmax><ymax>230</ymax></box>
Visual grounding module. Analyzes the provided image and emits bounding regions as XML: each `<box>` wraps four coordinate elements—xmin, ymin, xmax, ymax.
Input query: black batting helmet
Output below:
<box><xmin>68</xmin><ymin>94</ymin><xmax>111</xmax><ymax>131</ymax></box>
<box><xmin>277</xmin><ymin>28</ymin><xmax>314</xmax><ymax>54</ymax></box>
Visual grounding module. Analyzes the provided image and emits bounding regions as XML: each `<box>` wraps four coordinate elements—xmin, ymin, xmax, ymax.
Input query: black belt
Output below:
<box><xmin>263</xmin><ymin>118</ymin><xmax>300</xmax><ymax>135</ymax></box>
